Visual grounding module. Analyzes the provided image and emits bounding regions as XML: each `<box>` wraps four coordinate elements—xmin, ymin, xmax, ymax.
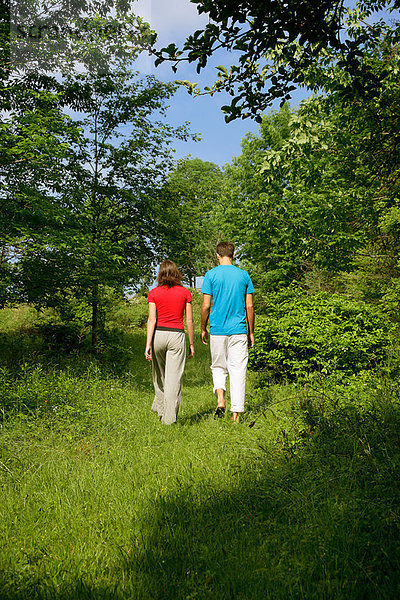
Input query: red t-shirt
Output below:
<box><xmin>148</xmin><ymin>285</ymin><xmax>192</xmax><ymax>330</ymax></box>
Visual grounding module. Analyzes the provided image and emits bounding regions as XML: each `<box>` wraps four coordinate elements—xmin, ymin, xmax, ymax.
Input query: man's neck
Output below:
<box><xmin>218</xmin><ymin>256</ymin><xmax>233</xmax><ymax>266</ymax></box>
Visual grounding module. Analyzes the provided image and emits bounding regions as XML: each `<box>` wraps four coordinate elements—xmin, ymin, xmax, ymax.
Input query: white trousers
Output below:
<box><xmin>210</xmin><ymin>334</ymin><xmax>248</xmax><ymax>413</ymax></box>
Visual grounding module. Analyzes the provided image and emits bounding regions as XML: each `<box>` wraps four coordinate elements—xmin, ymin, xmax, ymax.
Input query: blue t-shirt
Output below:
<box><xmin>201</xmin><ymin>265</ymin><xmax>255</xmax><ymax>335</ymax></box>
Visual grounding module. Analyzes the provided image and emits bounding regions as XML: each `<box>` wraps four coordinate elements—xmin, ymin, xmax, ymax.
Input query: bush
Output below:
<box><xmin>108</xmin><ymin>296</ymin><xmax>148</xmax><ymax>330</ymax></box>
<box><xmin>37</xmin><ymin>321</ymin><xmax>87</xmax><ymax>353</ymax></box>
<box><xmin>250</xmin><ymin>288</ymin><xmax>398</xmax><ymax>381</ymax></box>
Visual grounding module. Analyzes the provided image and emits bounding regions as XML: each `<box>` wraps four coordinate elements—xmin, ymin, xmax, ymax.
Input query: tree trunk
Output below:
<box><xmin>91</xmin><ymin>284</ymin><xmax>99</xmax><ymax>349</ymax></box>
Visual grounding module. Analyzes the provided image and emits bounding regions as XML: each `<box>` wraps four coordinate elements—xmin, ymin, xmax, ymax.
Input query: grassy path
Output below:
<box><xmin>1</xmin><ymin>323</ymin><xmax>400</xmax><ymax>598</ymax></box>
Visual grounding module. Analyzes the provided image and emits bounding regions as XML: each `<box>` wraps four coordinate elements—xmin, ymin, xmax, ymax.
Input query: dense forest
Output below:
<box><xmin>1</xmin><ymin>0</ymin><xmax>400</xmax><ymax>598</ymax></box>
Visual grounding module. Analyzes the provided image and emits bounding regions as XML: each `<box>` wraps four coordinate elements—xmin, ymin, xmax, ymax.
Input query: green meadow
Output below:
<box><xmin>0</xmin><ymin>298</ymin><xmax>399</xmax><ymax>600</ymax></box>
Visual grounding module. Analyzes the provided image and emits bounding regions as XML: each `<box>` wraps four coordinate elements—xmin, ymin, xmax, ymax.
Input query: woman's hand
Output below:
<box><xmin>144</xmin><ymin>344</ymin><xmax>152</xmax><ymax>361</ymax></box>
<box><xmin>188</xmin><ymin>343</ymin><xmax>195</xmax><ymax>359</ymax></box>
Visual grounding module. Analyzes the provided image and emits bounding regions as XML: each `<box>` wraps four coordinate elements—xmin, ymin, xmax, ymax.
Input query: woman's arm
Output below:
<box><xmin>145</xmin><ymin>302</ymin><xmax>157</xmax><ymax>361</ymax></box>
<box><xmin>186</xmin><ymin>301</ymin><xmax>195</xmax><ymax>358</ymax></box>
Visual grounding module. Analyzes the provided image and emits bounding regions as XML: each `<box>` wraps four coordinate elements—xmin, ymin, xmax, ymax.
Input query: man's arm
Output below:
<box><xmin>246</xmin><ymin>293</ymin><xmax>255</xmax><ymax>348</ymax></box>
<box><xmin>201</xmin><ymin>294</ymin><xmax>212</xmax><ymax>345</ymax></box>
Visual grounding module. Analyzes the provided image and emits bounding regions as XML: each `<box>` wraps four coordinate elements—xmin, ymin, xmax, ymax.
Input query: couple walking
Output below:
<box><xmin>144</xmin><ymin>242</ymin><xmax>255</xmax><ymax>424</ymax></box>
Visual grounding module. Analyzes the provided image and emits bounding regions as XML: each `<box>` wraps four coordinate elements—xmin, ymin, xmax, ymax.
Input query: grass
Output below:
<box><xmin>0</xmin><ymin>302</ymin><xmax>400</xmax><ymax>599</ymax></box>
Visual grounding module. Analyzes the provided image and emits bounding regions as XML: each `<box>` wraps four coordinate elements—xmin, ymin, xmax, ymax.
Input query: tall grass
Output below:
<box><xmin>0</xmin><ymin>302</ymin><xmax>399</xmax><ymax>599</ymax></box>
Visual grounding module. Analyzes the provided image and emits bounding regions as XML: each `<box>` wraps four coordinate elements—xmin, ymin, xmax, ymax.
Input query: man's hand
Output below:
<box><xmin>188</xmin><ymin>343</ymin><xmax>195</xmax><ymax>358</ymax></box>
<box><xmin>144</xmin><ymin>344</ymin><xmax>152</xmax><ymax>361</ymax></box>
<box><xmin>248</xmin><ymin>333</ymin><xmax>255</xmax><ymax>349</ymax></box>
<box><xmin>201</xmin><ymin>329</ymin><xmax>209</xmax><ymax>345</ymax></box>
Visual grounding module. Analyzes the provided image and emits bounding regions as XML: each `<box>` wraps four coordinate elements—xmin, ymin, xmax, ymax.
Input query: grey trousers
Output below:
<box><xmin>151</xmin><ymin>329</ymin><xmax>186</xmax><ymax>425</ymax></box>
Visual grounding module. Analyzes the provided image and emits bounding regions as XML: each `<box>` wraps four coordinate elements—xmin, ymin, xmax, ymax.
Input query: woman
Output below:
<box><xmin>145</xmin><ymin>260</ymin><xmax>195</xmax><ymax>425</ymax></box>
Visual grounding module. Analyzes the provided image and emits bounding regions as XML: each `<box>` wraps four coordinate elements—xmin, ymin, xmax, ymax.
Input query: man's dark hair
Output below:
<box><xmin>216</xmin><ymin>241</ymin><xmax>234</xmax><ymax>259</ymax></box>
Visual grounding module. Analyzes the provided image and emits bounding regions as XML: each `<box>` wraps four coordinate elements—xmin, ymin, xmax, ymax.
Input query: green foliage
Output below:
<box><xmin>1</xmin><ymin>0</ymin><xmax>160</xmax><ymax>305</ymax></box>
<box><xmin>250</xmin><ymin>288</ymin><xmax>397</xmax><ymax>381</ymax></box>
<box><xmin>220</xmin><ymin>29</ymin><xmax>400</xmax><ymax>295</ymax></box>
<box><xmin>37</xmin><ymin>322</ymin><xmax>86</xmax><ymax>354</ymax></box>
<box><xmin>156</xmin><ymin>158</ymin><xmax>222</xmax><ymax>283</ymax></box>
<box><xmin>0</xmin><ymin>0</ymin><xmax>195</xmax><ymax>346</ymax></box>
<box><xmin>155</xmin><ymin>0</ymin><xmax>400</xmax><ymax>120</ymax></box>
<box><xmin>108</xmin><ymin>296</ymin><xmax>149</xmax><ymax>331</ymax></box>
<box><xmin>0</xmin><ymin>305</ymin><xmax>38</xmax><ymax>332</ymax></box>
<box><xmin>14</xmin><ymin>70</ymin><xmax>190</xmax><ymax>305</ymax></box>
<box><xmin>0</xmin><ymin>363</ymin><xmax>99</xmax><ymax>419</ymax></box>
<box><xmin>0</xmin><ymin>66</ymin><xmax>193</xmax><ymax>346</ymax></box>
<box><xmin>0</xmin><ymin>297</ymin><xmax>148</xmax><ymax>372</ymax></box>
<box><xmin>7</xmin><ymin>0</ymin><xmax>156</xmax><ymax>76</ymax></box>
<box><xmin>219</xmin><ymin>103</ymin><xmax>302</xmax><ymax>287</ymax></box>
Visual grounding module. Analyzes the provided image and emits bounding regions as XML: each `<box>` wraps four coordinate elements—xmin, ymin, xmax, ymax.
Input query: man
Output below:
<box><xmin>201</xmin><ymin>241</ymin><xmax>255</xmax><ymax>422</ymax></box>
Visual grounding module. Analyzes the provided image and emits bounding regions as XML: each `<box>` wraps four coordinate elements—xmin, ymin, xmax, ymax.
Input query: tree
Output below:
<box><xmin>156</xmin><ymin>158</ymin><xmax>223</xmax><ymax>285</ymax></box>
<box><xmin>0</xmin><ymin>3</ymin><xmax>197</xmax><ymax>347</ymax></box>
<box><xmin>0</xmin><ymin>0</ymin><xmax>157</xmax><ymax>311</ymax></box>
<box><xmin>155</xmin><ymin>0</ymin><xmax>400</xmax><ymax>120</ymax></box>
<box><xmin>5</xmin><ymin>0</ymin><xmax>155</xmax><ymax>77</ymax></box>
<box><xmin>220</xmin><ymin>30</ymin><xmax>400</xmax><ymax>293</ymax></box>
<box><xmin>218</xmin><ymin>103</ymin><xmax>303</xmax><ymax>288</ymax></box>
<box><xmin>0</xmin><ymin>80</ymin><xmax>84</xmax><ymax>306</ymax></box>
<box><xmin>12</xmin><ymin>69</ymin><xmax>192</xmax><ymax>346</ymax></box>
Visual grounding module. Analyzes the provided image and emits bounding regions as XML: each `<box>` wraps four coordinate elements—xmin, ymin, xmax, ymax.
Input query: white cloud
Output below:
<box><xmin>133</xmin><ymin>0</ymin><xmax>207</xmax><ymax>45</ymax></box>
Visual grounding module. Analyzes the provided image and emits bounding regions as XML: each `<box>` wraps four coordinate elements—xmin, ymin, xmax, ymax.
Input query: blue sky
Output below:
<box><xmin>130</xmin><ymin>0</ymin><xmax>398</xmax><ymax>168</ymax></box>
<box><xmin>132</xmin><ymin>0</ymin><xmax>310</xmax><ymax>168</ymax></box>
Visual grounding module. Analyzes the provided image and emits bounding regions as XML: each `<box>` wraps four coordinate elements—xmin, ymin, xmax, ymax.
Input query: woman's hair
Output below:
<box><xmin>157</xmin><ymin>260</ymin><xmax>183</xmax><ymax>288</ymax></box>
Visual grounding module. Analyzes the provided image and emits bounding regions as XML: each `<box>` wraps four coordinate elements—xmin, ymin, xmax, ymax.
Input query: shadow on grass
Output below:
<box><xmin>0</xmin><ymin>328</ymin><xmax>154</xmax><ymax>420</ymax></box>
<box><xmin>0</xmin><ymin>328</ymin><xmax>147</xmax><ymax>377</ymax></box>
<box><xmin>179</xmin><ymin>407</ymin><xmax>215</xmax><ymax>425</ymax></box>
<box><xmin>0</xmin><ymin>325</ymin><xmax>207</xmax><ymax>388</ymax></box>
<box><xmin>4</xmin><ymin>400</ymin><xmax>399</xmax><ymax>600</ymax></box>
<box><xmin>127</xmin><ymin>403</ymin><xmax>400</xmax><ymax>600</ymax></box>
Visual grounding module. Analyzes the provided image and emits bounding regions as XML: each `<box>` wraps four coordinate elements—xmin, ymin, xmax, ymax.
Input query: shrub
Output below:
<box><xmin>108</xmin><ymin>296</ymin><xmax>148</xmax><ymax>330</ymax></box>
<box><xmin>37</xmin><ymin>321</ymin><xmax>87</xmax><ymax>353</ymax></box>
<box><xmin>250</xmin><ymin>288</ymin><xmax>397</xmax><ymax>381</ymax></box>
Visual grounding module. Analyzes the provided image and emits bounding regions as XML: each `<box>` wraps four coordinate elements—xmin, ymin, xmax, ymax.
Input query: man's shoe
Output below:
<box><xmin>214</xmin><ymin>406</ymin><xmax>225</xmax><ymax>419</ymax></box>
